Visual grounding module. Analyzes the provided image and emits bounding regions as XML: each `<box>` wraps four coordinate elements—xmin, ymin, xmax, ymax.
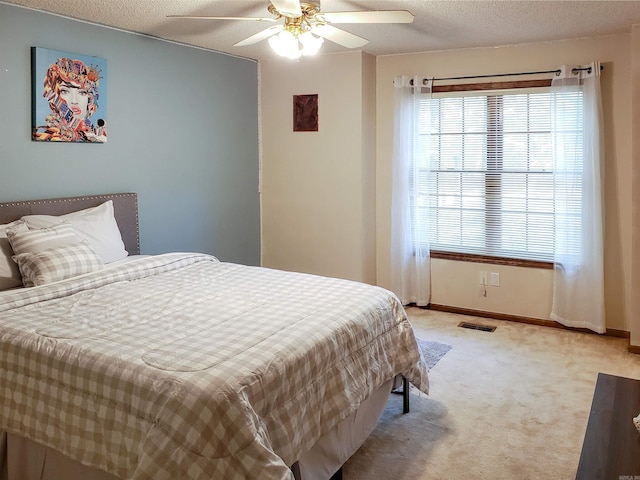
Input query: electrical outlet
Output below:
<box><xmin>490</xmin><ymin>272</ymin><xmax>500</xmax><ymax>286</ymax></box>
<box><xmin>479</xmin><ymin>271</ymin><xmax>488</xmax><ymax>285</ymax></box>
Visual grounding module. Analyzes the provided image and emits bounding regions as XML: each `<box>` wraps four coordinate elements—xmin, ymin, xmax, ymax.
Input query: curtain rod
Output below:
<box><xmin>429</xmin><ymin>65</ymin><xmax>603</xmax><ymax>82</ymax></box>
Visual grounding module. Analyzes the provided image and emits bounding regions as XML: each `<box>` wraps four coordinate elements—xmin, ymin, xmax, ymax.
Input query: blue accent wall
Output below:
<box><xmin>0</xmin><ymin>3</ymin><xmax>261</xmax><ymax>265</ymax></box>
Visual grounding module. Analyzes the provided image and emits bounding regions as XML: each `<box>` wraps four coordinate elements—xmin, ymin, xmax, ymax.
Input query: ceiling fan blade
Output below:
<box><xmin>270</xmin><ymin>0</ymin><xmax>302</xmax><ymax>17</ymax></box>
<box><xmin>321</xmin><ymin>10</ymin><xmax>414</xmax><ymax>24</ymax></box>
<box><xmin>234</xmin><ymin>25</ymin><xmax>284</xmax><ymax>46</ymax></box>
<box><xmin>167</xmin><ymin>15</ymin><xmax>276</xmax><ymax>22</ymax></box>
<box><xmin>311</xmin><ymin>24</ymin><xmax>368</xmax><ymax>49</ymax></box>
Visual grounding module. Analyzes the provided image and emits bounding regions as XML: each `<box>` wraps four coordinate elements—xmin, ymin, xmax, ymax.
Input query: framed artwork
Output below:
<box><xmin>31</xmin><ymin>47</ymin><xmax>107</xmax><ymax>143</ymax></box>
<box><xmin>293</xmin><ymin>94</ymin><xmax>318</xmax><ymax>132</ymax></box>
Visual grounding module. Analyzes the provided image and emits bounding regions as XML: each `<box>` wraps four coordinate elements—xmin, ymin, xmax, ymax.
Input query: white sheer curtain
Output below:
<box><xmin>390</xmin><ymin>76</ymin><xmax>432</xmax><ymax>306</ymax></box>
<box><xmin>550</xmin><ymin>63</ymin><xmax>605</xmax><ymax>333</ymax></box>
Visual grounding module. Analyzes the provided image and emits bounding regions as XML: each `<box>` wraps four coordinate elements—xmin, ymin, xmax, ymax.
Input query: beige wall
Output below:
<box><xmin>430</xmin><ymin>260</ymin><xmax>554</xmax><ymax>319</ymax></box>
<box><xmin>260</xmin><ymin>34</ymin><xmax>638</xmax><ymax>344</ymax></box>
<box><xmin>260</xmin><ymin>51</ymin><xmax>377</xmax><ymax>284</ymax></box>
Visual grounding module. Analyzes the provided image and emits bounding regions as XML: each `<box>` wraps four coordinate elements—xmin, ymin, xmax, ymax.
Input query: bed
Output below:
<box><xmin>0</xmin><ymin>193</ymin><xmax>429</xmax><ymax>480</ymax></box>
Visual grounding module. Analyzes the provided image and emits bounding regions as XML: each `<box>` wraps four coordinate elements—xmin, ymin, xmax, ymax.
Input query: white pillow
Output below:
<box><xmin>7</xmin><ymin>223</ymin><xmax>80</xmax><ymax>255</ymax></box>
<box><xmin>21</xmin><ymin>200</ymin><xmax>128</xmax><ymax>264</ymax></box>
<box><xmin>12</xmin><ymin>241</ymin><xmax>104</xmax><ymax>287</ymax></box>
<box><xmin>0</xmin><ymin>220</ymin><xmax>28</xmax><ymax>290</ymax></box>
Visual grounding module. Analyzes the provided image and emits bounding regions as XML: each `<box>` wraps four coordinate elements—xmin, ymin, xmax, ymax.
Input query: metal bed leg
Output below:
<box><xmin>290</xmin><ymin>461</ymin><xmax>301</xmax><ymax>479</ymax></box>
<box><xmin>330</xmin><ymin>467</ymin><xmax>343</xmax><ymax>480</ymax></box>
<box><xmin>294</xmin><ymin>462</ymin><xmax>342</xmax><ymax>479</ymax></box>
<box><xmin>402</xmin><ymin>375</ymin><xmax>410</xmax><ymax>414</ymax></box>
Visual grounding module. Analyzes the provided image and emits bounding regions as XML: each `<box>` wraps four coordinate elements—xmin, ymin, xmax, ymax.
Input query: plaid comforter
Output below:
<box><xmin>0</xmin><ymin>253</ymin><xmax>429</xmax><ymax>480</ymax></box>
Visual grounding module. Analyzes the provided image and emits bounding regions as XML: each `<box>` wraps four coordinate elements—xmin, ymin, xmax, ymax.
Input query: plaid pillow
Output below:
<box><xmin>12</xmin><ymin>241</ymin><xmax>104</xmax><ymax>287</ymax></box>
<box><xmin>7</xmin><ymin>223</ymin><xmax>79</xmax><ymax>255</ymax></box>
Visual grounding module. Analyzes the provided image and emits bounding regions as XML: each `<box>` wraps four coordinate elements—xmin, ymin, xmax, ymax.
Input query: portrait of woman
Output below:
<box><xmin>31</xmin><ymin>47</ymin><xmax>108</xmax><ymax>143</ymax></box>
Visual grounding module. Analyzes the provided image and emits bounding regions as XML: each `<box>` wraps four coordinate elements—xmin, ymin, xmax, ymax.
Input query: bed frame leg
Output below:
<box><xmin>330</xmin><ymin>467</ymin><xmax>343</xmax><ymax>480</ymax></box>
<box><xmin>402</xmin><ymin>375</ymin><xmax>410</xmax><ymax>414</ymax></box>
<box><xmin>291</xmin><ymin>461</ymin><xmax>301</xmax><ymax>479</ymax></box>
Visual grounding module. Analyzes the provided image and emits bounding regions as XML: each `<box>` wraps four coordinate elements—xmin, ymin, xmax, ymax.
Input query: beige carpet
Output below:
<box><xmin>343</xmin><ymin>307</ymin><xmax>640</xmax><ymax>480</ymax></box>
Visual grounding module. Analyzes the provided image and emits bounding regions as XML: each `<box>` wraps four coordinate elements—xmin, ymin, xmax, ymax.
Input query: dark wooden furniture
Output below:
<box><xmin>576</xmin><ymin>373</ymin><xmax>640</xmax><ymax>479</ymax></box>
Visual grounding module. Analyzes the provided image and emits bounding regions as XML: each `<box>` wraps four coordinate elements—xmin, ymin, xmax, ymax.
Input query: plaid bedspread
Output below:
<box><xmin>0</xmin><ymin>253</ymin><xmax>429</xmax><ymax>480</ymax></box>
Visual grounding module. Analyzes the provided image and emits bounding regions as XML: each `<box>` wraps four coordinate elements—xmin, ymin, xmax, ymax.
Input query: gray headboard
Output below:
<box><xmin>0</xmin><ymin>193</ymin><xmax>140</xmax><ymax>255</ymax></box>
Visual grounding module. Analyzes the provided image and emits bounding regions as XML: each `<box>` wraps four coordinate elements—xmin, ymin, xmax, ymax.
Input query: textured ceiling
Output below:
<box><xmin>4</xmin><ymin>0</ymin><xmax>640</xmax><ymax>61</ymax></box>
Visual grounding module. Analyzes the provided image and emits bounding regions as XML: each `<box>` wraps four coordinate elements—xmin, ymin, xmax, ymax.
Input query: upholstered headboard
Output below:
<box><xmin>0</xmin><ymin>193</ymin><xmax>139</xmax><ymax>255</ymax></box>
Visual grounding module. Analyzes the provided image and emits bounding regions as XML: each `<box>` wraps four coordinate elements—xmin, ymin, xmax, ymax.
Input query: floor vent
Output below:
<box><xmin>458</xmin><ymin>322</ymin><xmax>496</xmax><ymax>332</ymax></box>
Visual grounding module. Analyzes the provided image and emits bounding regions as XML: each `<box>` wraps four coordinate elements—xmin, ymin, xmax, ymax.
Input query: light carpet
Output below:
<box><xmin>343</xmin><ymin>307</ymin><xmax>640</xmax><ymax>480</ymax></box>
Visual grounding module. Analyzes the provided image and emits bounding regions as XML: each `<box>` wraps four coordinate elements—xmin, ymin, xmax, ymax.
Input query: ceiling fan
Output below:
<box><xmin>167</xmin><ymin>0</ymin><xmax>414</xmax><ymax>59</ymax></box>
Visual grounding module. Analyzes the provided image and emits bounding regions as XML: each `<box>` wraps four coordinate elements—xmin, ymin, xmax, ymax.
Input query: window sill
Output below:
<box><xmin>430</xmin><ymin>251</ymin><xmax>554</xmax><ymax>269</ymax></box>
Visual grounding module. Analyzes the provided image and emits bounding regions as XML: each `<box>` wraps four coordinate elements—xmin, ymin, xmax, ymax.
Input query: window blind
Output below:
<box><xmin>413</xmin><ymin>88</ymin><xmax>584</xmax><ymax>262</ymax></box>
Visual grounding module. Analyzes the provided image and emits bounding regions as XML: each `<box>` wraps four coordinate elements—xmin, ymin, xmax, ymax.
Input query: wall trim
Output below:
<box><xmin>426</xmin><ymin>303</ymin><xmax>638</xmax><ymax>353</ymax></box>
<box><xmin>629</xmin><ymin>344</ymin><xmax>640</xmax><ymax>355</ymax></box>
<box><xmin>2</xmin><ymin>1</ymin><xmax>257</xmax><ymax>63</ymax></box>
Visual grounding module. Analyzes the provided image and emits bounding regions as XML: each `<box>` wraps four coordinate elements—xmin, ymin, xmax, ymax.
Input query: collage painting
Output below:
<box><xmin>31</xmin><ymin>47</ymin><xmax>108</xmax><ymax>143</ymax></box>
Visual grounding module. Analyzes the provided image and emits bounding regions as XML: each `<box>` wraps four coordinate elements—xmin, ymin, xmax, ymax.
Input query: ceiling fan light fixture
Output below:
<box><xmin>268</xmin><ymin>27</ymin><xmax>323</xmax><ymax>59</ymax></box>
<box><xmin>298</xmin><ymin>31</ymin><xmax>323</xmax><ymax>56</ymax></box>
<box><xmin>268</xmin><ymin>29</ymin><xmax>302</xmax><ymax>59</ymax></box>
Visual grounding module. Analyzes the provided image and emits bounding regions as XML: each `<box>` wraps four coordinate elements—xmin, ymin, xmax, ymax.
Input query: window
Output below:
<box><xmin>412</xmin><ymin>83</ymin><xmax>584</xmax><ymax>263</ymax></box>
